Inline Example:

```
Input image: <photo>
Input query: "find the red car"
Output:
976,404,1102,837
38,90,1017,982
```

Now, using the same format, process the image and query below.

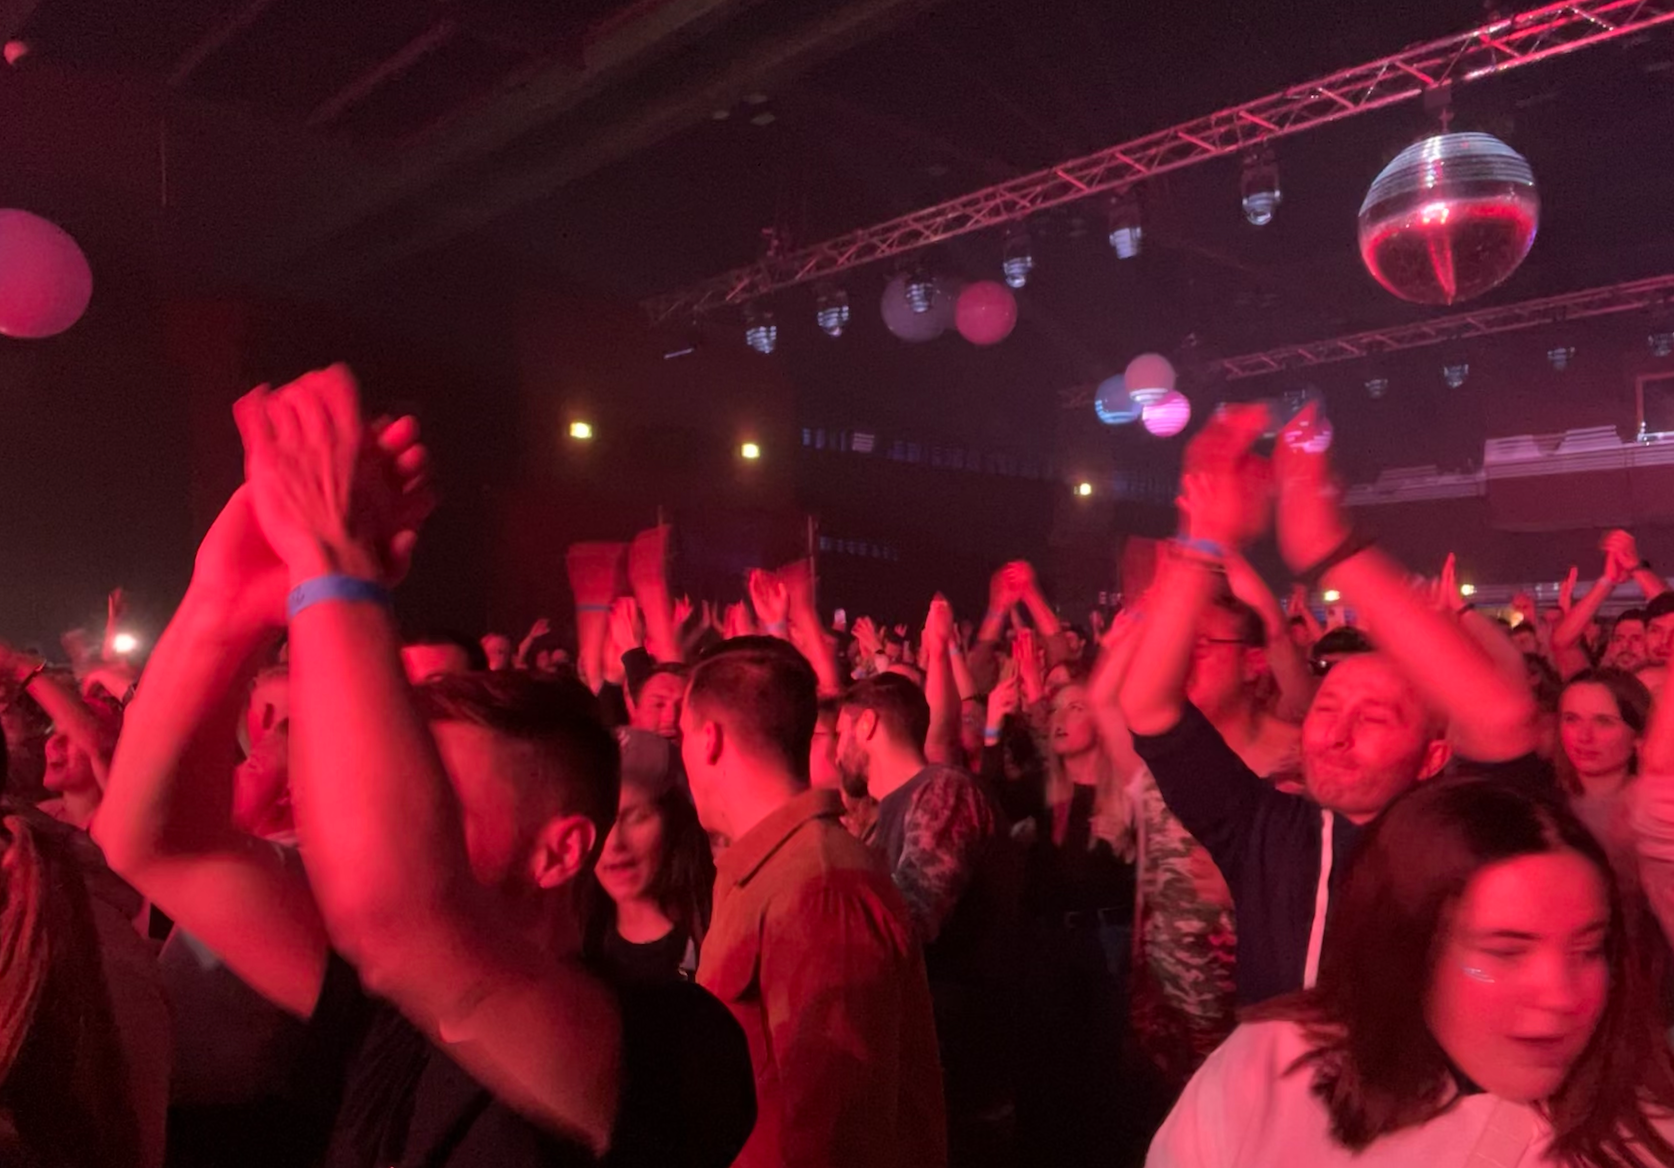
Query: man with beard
835,672,1019,1168
1119,404,1542,1006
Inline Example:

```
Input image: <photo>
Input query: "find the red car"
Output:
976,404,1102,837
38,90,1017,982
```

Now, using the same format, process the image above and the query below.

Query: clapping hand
1559,566,1578,614
747,569,790,631
1601,529,1639,585
608,597,644,658
922,594,954,654
1274,402,1351,573
722,601,755,640
229,365,433,602
853,616,883,659
1179,404,1272,551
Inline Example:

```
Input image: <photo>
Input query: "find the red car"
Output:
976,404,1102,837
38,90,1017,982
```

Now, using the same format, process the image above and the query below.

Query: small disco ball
1357,132,1539,306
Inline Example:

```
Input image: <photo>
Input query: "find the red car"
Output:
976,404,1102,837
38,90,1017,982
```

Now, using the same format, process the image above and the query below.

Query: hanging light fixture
1002,226,1034,289
905,266,936,314
1240,147,1282,227
1651,331,1674,359
1547,345,1575,372
744,303,777,354
1365,376,1390,399
1442,360,1470,389
1108,190,1143,259
815,283,850,338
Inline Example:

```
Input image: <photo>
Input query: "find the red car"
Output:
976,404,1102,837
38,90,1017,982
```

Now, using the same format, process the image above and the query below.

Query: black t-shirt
304,953,755,1168
595,926,691,986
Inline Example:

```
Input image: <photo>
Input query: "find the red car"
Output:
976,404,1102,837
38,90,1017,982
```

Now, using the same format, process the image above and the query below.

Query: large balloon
1094,375,1140,425
0,210,92,338
1142,390,1191,438
1357,132,1539,306
1124,352,1177,406
882,272,947,343
954,280,1017,346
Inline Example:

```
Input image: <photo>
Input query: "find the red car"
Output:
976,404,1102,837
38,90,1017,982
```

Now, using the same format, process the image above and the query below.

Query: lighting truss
1057,273,1674,407
642,0,1674,324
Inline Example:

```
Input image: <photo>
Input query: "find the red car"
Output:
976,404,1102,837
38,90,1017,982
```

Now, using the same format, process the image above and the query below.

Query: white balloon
1124,352,1177,405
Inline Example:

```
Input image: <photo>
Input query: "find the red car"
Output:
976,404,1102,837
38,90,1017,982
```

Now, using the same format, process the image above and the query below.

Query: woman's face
596,787,667,906
1048,684,1097,758
1427,850,1610,1102
1559,683,1638,780
42,731,96,795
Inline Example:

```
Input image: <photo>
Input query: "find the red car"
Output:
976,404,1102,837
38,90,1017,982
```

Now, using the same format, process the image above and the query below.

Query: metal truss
1057,272,1674,407
642,0,1674,324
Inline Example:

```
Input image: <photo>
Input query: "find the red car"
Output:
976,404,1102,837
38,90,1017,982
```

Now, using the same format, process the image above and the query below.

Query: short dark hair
842,673,931,750
629,661,688,703
686,637,817,779
1253,778,1674,1162
414,672,619,858
1211,594,1266,648
404,629,489,672
1312,626,1373,658
1616,608,1648,628
1645,594,1674,623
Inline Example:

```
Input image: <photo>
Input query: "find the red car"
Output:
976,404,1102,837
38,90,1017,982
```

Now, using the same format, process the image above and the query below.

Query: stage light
740,442,761,460
1322,590,1341,603
1076,481,1093,497
112,632,138,655
568,421,593,441
1002,227,1034,289
1547,345,1575,372
1108,191,1143,259
815,284,850,337
1442,361,1469,389
744,304,777,354
1240,148,1281,226
1365,376,1389,399
1460,583,1477,597
905,266,936,314
1651,331,1674,359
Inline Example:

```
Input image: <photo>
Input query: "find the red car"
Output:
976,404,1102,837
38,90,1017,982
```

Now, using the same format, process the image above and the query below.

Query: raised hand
722,601,755,640
747,569,790,631
1601,529,1637,585
922,594,955,653
1274,402,1351,572
672,595,694,628
853,616,883,658
1179,403,1273,550
1014,627,1044,706
1559,566,1578,614
985,671,1021,730
107,587,127,626
1002,561,1038,600
607,597,643,658
988,564,1024,615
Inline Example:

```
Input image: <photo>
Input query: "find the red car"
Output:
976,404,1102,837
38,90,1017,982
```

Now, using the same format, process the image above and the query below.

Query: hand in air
1559,566,1578,614
608,597,644,657
747,569,790,629
852,616,883,658
1274,402,1351,572
1601,529,1638,585
1178,404,1272,551
922,594,955,654
985,671,1020,729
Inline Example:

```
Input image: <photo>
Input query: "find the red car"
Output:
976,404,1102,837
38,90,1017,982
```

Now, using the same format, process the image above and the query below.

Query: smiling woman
1149,778,1674,1167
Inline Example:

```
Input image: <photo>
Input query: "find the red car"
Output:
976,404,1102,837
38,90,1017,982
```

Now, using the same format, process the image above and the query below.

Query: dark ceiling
14,0,1674,480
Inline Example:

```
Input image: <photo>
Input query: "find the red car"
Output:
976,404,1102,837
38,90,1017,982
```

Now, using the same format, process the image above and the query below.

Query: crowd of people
3,367,1674,1166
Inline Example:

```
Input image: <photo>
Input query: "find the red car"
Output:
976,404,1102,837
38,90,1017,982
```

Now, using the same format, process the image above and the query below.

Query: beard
837,749,871,800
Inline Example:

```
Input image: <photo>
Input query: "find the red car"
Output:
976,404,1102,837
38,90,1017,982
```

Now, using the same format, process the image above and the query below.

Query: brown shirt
698,787,947,1168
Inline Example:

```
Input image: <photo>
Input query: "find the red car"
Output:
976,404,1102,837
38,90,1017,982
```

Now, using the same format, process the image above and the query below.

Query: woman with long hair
1150,778,1674,1166
586,728,715,983
1557,669,1652,895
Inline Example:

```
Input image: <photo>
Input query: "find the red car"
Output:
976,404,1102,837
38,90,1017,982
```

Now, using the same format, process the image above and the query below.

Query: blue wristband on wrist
286,574,391,621
983,727,1002,746
1174,536,1227,561
766,620,789,634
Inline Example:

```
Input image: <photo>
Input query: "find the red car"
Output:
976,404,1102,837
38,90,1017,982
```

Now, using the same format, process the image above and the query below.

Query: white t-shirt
1149,1020,1560,1167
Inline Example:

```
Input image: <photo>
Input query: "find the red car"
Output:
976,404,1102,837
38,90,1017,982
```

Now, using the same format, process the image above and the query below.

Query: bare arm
245,370,622,1151
567,543,623,693
921,596,961,766
92,494,329,1018
629,524,682,664
1553,575,1617,679
4,652,115,788
1117,556,1221,736
1085,608,1145,782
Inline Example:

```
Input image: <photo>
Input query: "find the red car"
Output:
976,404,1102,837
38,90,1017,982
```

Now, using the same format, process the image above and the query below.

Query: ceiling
14,0,1674,478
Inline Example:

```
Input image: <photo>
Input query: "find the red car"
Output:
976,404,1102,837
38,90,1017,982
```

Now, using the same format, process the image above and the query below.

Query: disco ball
1142,390,1191,437
1357,132,1539,306
1094,374,1141,425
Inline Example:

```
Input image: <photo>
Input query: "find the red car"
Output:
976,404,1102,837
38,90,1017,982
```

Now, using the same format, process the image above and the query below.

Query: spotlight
1651,331,1674,359
1442,361,1469,389
1365,376,1389,399
1108,191,1143,259
1240,148,1282,226
744,304,777,354
1547,345,1575,372
1460,583,1477,597
568,421,593,441
1322,590,1341,603
1002,227,1034,289
740,442,762,460
815,284,850,338
905,266,936,314
1076,481,1093,497
111,632,138,655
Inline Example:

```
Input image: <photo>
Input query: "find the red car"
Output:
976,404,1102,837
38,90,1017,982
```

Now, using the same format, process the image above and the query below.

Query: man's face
1608,619,1646,669
959,698,984,759
1185,607,1256,718
1647,614,1674,665
42,730,97,795
481,635,513,671
1301,654,1442,822
833,706,874,800
402,643,473,685
245,673,290,754
1509,625,1539,657
631,673,685,740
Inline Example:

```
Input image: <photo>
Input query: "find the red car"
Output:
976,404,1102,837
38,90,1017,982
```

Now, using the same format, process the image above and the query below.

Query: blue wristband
766,620,789,634
577,603,611,614
287,574,391,621
1173,536,1227,561
983,727,1002,746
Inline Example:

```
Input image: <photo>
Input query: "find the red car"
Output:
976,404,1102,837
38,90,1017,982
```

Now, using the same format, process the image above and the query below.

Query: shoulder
906,766,995,821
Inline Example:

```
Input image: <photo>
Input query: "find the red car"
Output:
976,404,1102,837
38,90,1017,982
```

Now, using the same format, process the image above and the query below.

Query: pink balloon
954,281,1018,346
1142,391,1192,438
0,210,92,338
